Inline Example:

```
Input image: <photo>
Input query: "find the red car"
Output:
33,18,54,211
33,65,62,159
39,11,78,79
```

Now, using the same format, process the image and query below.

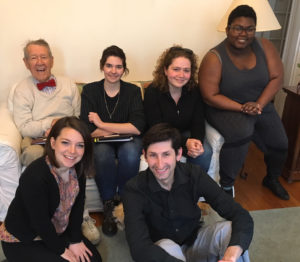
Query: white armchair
205,121,224,182
0,102,22,221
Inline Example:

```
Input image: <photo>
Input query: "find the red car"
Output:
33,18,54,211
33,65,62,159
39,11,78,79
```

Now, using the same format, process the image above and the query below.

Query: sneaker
102,200,118,236
262,176,289,200
221,186,235,198
82,216,101,245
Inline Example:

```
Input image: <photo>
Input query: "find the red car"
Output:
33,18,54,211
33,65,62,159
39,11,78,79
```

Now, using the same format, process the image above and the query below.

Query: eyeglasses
229,25,256,35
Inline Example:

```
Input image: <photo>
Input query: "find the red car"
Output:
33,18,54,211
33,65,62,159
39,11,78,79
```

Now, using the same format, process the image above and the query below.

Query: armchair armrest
0,102,22,221
205,121,224,183
0,103,22,156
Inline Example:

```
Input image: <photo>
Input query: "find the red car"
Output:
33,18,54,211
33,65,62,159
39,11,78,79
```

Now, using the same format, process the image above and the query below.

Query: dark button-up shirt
123,162,253,262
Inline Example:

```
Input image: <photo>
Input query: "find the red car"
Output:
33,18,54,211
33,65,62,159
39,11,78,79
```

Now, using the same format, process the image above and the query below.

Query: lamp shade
217,0,281,32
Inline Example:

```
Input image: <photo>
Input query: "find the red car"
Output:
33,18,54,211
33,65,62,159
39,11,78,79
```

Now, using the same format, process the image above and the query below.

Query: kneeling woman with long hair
0,117,102,262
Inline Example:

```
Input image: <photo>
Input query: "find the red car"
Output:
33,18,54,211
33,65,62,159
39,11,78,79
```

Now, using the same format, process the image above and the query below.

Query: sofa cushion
7,83,18,113
0,145,21,221
76,81,147,98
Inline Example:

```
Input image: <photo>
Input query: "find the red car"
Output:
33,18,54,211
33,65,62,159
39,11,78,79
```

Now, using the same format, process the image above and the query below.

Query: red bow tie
36,79,56,90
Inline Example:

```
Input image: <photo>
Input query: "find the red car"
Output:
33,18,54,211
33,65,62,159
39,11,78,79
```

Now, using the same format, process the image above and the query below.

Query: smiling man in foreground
123,123,253,262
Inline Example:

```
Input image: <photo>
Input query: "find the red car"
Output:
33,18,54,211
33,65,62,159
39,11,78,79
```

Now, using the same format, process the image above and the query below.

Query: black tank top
213,38,269,104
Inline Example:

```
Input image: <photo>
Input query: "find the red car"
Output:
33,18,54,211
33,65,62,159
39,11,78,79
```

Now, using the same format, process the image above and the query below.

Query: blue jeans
94,137,142,201
186,138,212,172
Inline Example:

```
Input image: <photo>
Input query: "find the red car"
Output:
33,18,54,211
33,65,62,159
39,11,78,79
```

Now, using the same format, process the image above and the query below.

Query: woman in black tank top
198,5,289,200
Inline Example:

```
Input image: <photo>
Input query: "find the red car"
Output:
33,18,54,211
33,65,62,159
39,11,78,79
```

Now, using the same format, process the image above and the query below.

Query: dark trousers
206,103,288,187
1,236,102,262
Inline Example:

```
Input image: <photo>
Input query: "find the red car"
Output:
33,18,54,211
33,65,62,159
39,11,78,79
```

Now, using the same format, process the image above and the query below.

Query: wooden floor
90,212,103,228
235,143,300,211
91,143,300,226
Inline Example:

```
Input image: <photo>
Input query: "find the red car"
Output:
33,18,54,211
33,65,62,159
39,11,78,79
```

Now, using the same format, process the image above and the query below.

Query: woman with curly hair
144,46,212,171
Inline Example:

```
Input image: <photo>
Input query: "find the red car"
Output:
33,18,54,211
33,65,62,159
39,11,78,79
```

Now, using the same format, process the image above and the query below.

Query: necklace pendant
103,88,120,120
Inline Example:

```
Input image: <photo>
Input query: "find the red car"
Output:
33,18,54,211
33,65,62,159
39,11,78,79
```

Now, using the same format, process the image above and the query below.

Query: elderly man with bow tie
11,39,102,246
13,39,80,166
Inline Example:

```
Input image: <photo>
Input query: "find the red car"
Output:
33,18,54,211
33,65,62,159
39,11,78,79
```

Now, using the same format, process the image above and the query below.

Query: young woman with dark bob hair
144,46,212,172
0,116,102,262
80,45,145,237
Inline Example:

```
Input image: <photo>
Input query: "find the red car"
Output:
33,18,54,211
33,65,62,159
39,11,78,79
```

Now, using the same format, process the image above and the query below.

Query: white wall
282,1,300,86
274,0,300,115
0,0,233,103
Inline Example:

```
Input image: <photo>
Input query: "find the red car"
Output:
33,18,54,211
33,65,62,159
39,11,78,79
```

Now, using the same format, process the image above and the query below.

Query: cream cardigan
13,75,80,138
